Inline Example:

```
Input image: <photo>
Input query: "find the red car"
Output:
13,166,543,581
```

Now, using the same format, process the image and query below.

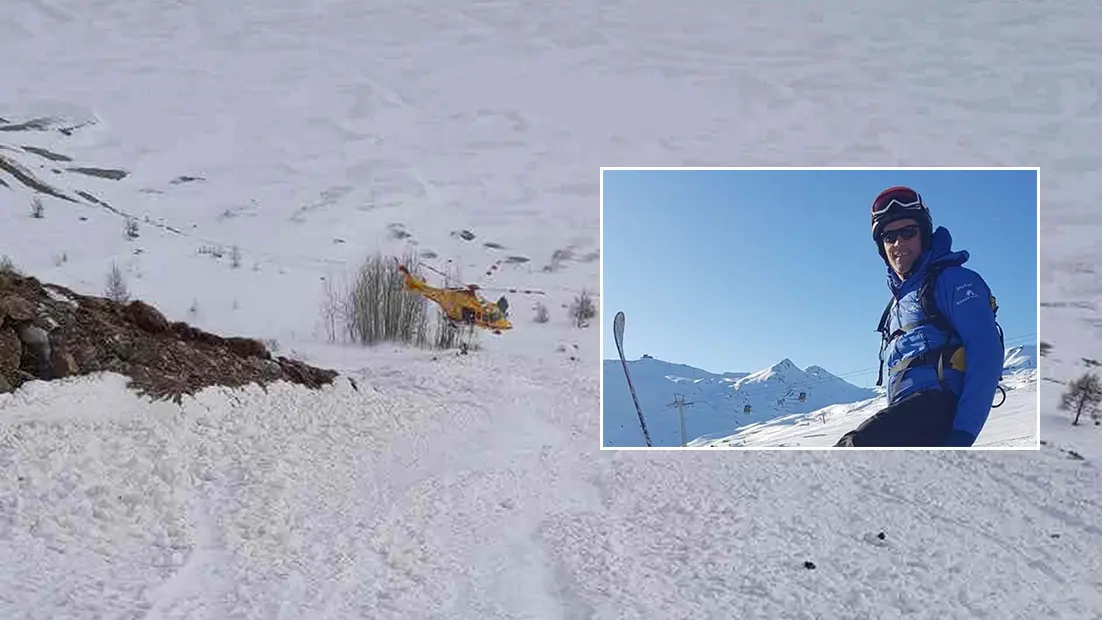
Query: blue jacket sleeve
936,267,1004,444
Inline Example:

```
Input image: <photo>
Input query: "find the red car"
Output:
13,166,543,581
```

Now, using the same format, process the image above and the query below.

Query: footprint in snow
862,531,889,548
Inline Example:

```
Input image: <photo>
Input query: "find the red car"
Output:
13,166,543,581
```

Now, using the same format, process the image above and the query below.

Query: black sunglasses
880,225,920,245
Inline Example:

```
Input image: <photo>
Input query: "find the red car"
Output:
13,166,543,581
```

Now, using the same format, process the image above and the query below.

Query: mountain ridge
602,354,877,447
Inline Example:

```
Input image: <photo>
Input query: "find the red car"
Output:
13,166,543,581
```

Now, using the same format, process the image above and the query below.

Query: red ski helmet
870,186,932,264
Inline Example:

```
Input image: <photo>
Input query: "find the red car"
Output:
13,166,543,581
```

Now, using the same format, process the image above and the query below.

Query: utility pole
667,393,696,447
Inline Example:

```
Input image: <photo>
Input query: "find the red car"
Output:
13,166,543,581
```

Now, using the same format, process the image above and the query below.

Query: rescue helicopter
396,262,513,333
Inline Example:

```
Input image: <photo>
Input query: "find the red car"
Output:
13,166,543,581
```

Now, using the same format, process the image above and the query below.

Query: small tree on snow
534,301,550,323
569,289,596,327
105,263,130,303
1060,372,1102,425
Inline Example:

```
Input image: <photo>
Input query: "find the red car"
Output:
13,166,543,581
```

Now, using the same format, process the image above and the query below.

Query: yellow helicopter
396,262,513,333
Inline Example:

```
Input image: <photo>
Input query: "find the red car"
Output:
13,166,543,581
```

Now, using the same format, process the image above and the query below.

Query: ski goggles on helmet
871,186,927,217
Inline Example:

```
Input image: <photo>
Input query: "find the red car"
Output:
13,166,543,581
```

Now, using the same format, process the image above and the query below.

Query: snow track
1,355,1099,618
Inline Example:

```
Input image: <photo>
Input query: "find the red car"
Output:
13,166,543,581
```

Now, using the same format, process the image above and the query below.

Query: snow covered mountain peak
804,365,836,379
1004,345,1037,372
604,354,878,447
737,357,801,386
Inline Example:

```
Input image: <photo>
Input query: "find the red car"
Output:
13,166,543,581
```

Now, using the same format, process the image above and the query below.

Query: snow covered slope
1,0,1101,617
694,369,1039,448
1005,344,1038,372
602,356,876,447
605,350,1040,448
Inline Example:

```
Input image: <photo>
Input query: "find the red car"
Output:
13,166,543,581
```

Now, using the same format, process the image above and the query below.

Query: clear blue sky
602,168,1039,388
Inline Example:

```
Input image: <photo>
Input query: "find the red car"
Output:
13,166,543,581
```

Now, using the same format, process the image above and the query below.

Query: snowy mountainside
602,355,877,447
0,92,597,359
606,349,1044,448
1,0,1100,617
1004,344,1038,372
694,368,1039,448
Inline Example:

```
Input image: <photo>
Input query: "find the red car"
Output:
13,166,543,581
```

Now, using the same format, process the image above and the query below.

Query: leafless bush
30,196,44,219
534,301,550,323
104,263,130,303
0,256,21,276
323,250,431,347
569,289,596,327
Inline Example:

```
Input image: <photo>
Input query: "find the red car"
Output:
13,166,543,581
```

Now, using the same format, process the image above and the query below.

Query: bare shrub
105,263,130,303
30,196,44,219
0,256,21,276
569,289,596,327
534,301,550,323
323,251,431,347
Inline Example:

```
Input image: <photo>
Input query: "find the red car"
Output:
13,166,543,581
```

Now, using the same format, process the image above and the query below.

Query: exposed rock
17,323,49,350
0,327,21,376
17,323,51,377
50,346,79,378
226,337,269,359
0,270,339,400
0,294,35,322
126,300,169,334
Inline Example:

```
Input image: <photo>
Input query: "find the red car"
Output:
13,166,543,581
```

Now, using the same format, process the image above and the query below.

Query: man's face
880,218,922,277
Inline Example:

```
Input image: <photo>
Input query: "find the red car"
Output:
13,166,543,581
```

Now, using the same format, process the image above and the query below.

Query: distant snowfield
2,0,1102,617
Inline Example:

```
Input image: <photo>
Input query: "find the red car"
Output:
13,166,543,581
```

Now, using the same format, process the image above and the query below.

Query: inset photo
600,167,1039,449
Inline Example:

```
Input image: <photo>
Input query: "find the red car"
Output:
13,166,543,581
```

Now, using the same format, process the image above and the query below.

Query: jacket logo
956,289,979,305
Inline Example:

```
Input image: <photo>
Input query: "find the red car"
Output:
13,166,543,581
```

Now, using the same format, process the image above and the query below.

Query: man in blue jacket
835,186,1004,448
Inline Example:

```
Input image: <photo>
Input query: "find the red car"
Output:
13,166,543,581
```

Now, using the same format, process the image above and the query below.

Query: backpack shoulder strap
874,295,897,387
876,295,895,340
918,262,955,336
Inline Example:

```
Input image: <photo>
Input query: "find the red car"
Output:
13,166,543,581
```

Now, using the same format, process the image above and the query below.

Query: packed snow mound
1004,345,1038,372
603,355,877,447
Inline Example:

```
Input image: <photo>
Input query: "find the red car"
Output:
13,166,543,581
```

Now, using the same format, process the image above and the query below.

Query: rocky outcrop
0,270,338,402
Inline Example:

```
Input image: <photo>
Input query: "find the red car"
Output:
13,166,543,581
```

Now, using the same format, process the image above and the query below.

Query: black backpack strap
917,263,954,336
877,262,957,390
914,263,966,388
874,296,896,387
